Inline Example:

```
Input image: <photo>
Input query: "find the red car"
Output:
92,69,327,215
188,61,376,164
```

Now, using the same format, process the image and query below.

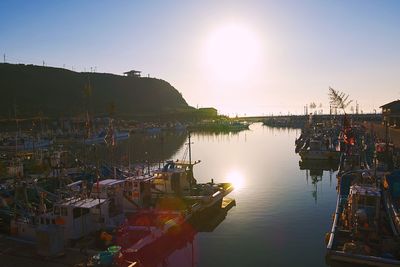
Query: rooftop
59,197,106,208
380,100,400,109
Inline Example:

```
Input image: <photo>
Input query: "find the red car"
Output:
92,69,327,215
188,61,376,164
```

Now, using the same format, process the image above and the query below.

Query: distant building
124,70,141,78
380,100,400,127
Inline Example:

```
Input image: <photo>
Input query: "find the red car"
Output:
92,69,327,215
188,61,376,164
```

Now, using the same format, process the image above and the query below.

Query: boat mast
188,131,192,165
187,131,195,192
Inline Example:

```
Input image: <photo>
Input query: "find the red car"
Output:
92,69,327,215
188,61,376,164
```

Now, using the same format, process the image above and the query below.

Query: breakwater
241,114,381,128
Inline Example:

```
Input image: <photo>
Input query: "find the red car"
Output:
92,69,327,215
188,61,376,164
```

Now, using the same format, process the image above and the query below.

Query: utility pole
356,101,359,115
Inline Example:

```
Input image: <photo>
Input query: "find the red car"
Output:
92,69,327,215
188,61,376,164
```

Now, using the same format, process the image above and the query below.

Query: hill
0,63,191,119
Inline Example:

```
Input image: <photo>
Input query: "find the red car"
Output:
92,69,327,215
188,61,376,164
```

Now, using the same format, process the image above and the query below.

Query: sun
202,22,261,83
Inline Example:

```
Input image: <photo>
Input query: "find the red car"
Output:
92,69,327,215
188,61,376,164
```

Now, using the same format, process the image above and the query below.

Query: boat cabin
90,179,124,217
152,161,198,196
122,175,153,211
52,197,107,240
12,197,108,242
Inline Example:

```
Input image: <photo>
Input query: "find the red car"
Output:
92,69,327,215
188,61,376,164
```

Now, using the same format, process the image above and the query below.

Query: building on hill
123,70,141,78
380,100,400,127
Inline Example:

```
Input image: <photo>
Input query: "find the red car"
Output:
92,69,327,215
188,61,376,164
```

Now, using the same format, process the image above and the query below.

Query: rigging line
181,145,188,162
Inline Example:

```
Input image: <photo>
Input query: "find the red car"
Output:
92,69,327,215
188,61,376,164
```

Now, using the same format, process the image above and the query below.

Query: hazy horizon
2,0,400,116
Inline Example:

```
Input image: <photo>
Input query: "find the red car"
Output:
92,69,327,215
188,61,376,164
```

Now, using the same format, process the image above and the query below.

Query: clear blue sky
1,0,400,115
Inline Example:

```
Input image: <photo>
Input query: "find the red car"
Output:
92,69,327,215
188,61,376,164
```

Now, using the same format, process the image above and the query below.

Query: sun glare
202,22,261,83
226,170,245,190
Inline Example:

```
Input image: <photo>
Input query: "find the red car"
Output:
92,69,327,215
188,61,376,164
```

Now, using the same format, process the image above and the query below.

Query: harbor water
125,123,339,267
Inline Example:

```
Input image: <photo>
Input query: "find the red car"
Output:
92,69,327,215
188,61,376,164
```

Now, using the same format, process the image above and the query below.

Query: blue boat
83,130,129,145
0,137,53,151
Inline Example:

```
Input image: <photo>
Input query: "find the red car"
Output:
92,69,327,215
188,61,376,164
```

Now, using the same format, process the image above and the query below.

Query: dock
222,197,236,211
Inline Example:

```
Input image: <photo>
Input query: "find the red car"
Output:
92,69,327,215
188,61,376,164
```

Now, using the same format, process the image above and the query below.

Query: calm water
142,123,339,267
73,123,338,266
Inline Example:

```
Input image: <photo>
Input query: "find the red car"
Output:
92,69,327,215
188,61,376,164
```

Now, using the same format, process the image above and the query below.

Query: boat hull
300,150,340,161
327,250,400,267
83,132,129,144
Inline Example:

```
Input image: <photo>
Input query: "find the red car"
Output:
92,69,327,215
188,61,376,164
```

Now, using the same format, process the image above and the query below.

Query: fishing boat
382,171,400,236
326,170,400,266
10,179,125,243
299,137,340,161
152,160,234,217
295,133,307,153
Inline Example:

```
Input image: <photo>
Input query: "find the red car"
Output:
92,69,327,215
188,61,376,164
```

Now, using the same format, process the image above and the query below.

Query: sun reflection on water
226,170,245,190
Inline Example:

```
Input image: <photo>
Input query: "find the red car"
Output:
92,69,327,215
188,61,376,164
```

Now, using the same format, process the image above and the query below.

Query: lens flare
226,170,245,190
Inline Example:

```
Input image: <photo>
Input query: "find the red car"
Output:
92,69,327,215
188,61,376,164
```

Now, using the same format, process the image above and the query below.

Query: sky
1,0,400,116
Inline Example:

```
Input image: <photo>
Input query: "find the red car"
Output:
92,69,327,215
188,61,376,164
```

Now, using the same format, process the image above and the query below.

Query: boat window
91,207,101,215
73,208,90,219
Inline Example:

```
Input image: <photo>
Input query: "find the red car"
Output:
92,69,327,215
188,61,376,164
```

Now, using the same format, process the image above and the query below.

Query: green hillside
0,63,191,119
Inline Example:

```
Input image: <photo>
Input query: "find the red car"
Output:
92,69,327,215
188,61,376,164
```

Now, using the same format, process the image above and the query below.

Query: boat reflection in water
117,199,236,267
299,159,339,203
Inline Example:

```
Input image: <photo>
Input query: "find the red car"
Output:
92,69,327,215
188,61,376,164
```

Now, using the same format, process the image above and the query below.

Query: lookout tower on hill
124,70,141,78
